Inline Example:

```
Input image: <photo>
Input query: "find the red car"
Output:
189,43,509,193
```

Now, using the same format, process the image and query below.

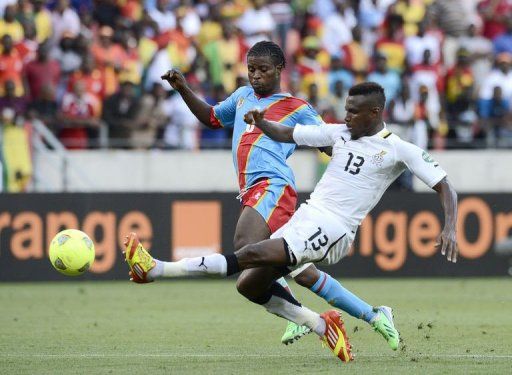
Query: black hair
247,41,286,68
348,82,386,108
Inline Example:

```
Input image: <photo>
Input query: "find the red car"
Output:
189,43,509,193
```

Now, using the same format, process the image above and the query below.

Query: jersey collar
376,123,391,139
253,91,291,100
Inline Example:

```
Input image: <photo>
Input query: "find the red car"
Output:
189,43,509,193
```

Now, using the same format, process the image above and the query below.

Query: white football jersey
293,123,447,231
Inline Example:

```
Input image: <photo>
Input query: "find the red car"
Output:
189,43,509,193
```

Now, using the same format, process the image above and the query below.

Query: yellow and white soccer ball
49,229,95,276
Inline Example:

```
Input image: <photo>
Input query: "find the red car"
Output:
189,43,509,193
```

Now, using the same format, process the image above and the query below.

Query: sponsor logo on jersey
371,150,387,167
237,97,245,108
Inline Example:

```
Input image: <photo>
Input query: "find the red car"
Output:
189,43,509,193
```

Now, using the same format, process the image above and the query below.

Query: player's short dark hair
247,41,286,68
348,82,386,108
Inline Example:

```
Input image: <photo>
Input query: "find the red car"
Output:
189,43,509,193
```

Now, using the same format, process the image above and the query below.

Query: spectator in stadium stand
119,0,143,28
201,83,230,149
27,83,58,129
131,24,158,71
367,52,401,107
358,0,393,30
67,53,105,102
0,4,23,43
410,49,443,115
325,80,348,123
478,0,512,40
480,86,511,147
24,41,60,102
412,84,439,150
102,79,140,149
153,7,195,74
130,82,168,149
479,53,512,111
49,32,81,75
457,23,494,91
341,26,370,83
50,0,80,46
388,80,415,140
148,0,176,34
161,83,201,150
32,0,53,44
328,56,354,95
267,0,293,54
0,34,24,97
295,36,330,99
305,82,330,116
427,0,471,68
321,0,357,58
203,20,241,94
57,80,101,149
176,2,201,39
394,0,426,37
117,29,143,86
90,25,126,97
445,49,475,124
236,0,275,47
16,21,39,65
375,13,406,73
0,79,27,116
196,3,222,48
78,8,97,42
91,0,119,28
405,21,441,67
493,17,512,55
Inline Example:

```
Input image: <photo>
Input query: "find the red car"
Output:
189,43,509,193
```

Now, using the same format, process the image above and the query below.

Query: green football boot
371,306,400,350
281,321,312,345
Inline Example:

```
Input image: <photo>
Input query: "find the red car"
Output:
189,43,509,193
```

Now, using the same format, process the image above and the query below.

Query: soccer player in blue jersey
138,41,396,349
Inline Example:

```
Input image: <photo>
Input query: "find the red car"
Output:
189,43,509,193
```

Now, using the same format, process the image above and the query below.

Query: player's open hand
244,109,267,126
435,228,458,263
161,69,186,91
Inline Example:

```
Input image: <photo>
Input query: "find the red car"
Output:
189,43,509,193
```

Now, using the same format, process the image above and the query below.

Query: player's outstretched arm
161,69,214,128
433,177,458,263
244,109,295,143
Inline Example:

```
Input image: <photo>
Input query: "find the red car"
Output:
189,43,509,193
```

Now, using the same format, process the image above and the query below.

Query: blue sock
311,271,376,323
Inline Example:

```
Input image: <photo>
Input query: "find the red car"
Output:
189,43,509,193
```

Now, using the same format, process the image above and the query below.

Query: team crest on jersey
237,97,245,108
422,151,434,163
371,150,387,167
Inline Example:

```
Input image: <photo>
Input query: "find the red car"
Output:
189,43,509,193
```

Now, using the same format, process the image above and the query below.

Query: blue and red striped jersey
211,86,323,191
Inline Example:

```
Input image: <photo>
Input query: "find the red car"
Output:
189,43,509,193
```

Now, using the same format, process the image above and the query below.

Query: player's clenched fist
244,109,267,126
161,69,187,91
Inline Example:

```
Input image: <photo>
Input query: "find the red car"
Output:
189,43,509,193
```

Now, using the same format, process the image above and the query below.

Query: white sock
148,254,227,279
263,295,326,337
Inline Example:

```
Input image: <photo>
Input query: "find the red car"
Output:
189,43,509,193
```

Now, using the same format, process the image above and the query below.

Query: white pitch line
1,353,511,359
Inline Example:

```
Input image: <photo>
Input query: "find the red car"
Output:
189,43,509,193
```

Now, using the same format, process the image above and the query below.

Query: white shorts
270,203,354,273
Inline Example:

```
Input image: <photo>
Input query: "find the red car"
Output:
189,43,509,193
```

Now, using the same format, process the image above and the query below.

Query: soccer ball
49,229,95,276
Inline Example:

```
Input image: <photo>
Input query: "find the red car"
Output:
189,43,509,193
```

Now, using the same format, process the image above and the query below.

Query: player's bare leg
124,232,353,362
293,264,399,350
233,206,312,343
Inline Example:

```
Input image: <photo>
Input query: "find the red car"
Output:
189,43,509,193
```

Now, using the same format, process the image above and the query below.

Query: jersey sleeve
394,138,447,188
296,103,324,126
212,87,246,128
293,123,344,147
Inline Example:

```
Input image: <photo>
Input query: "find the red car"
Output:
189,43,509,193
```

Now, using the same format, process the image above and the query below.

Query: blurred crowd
0,0,512,151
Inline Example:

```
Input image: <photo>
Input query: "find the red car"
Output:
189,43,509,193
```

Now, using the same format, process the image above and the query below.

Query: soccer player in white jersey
122,82,458,364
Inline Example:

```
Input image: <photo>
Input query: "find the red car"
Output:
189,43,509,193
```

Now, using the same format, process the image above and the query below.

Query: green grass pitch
1,278,511,374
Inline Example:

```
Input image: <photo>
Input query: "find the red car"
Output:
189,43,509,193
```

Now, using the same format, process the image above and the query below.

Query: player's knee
293,266,321,289
233,234,250,251
235,273,256,299
237,243,266,265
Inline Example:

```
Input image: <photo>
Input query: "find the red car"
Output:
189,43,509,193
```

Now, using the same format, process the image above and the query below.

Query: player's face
344,96,379,140
247,55,282,96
